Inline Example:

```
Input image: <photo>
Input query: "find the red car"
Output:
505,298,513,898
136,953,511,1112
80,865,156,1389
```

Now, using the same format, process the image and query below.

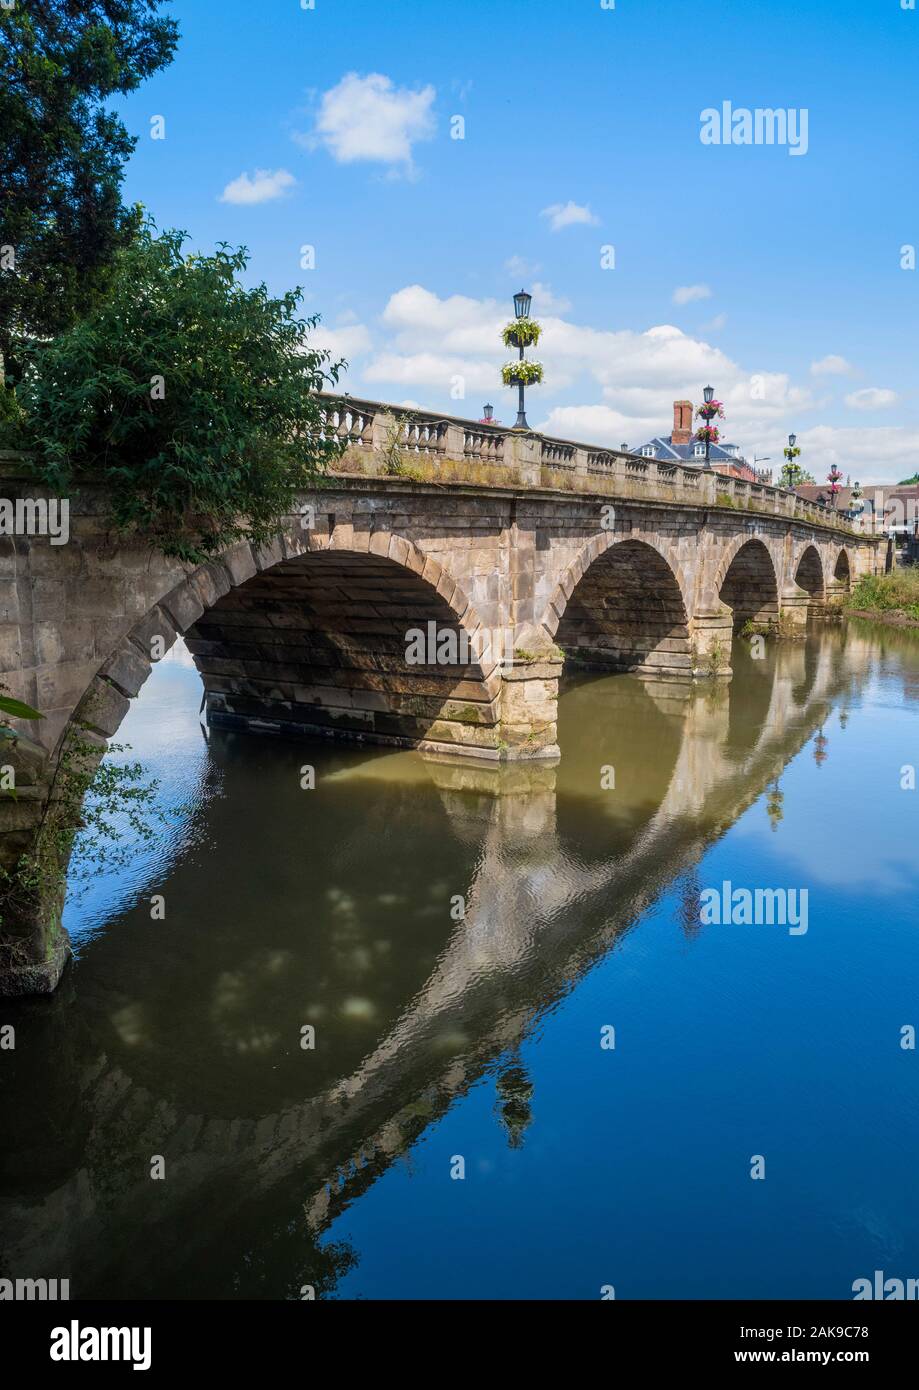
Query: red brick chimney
671,400,693,446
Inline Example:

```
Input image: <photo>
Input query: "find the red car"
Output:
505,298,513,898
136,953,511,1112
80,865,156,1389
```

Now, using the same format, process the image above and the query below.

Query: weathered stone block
128,605,178,661
220,542,258,587
160,580,205,634
73,677,131,737
99,643,152,698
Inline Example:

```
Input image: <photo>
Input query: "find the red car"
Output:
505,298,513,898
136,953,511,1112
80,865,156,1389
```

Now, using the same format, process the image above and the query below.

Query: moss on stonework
449,705,483,725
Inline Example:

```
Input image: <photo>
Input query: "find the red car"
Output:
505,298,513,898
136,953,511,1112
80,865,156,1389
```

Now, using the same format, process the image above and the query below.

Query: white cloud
364,351,497,394
845,387,898,411
810,354,855,376
351,286,817,446
530,282,571,314
701,313,728,332
308,72,436,170
540,201,599,232
312,324,373,363
324,284,908,480
781,426,919,487
504,254,541,278
672,284,712,305
538,404,657,446
219,168,296,205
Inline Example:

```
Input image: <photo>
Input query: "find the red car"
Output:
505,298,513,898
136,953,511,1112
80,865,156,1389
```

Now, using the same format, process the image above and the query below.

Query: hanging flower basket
502,318,542,350
696,400,725,422
501,360,544,387
695,423,720,444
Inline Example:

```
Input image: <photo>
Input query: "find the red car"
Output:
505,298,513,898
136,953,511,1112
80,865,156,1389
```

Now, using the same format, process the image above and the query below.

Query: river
2,620,918,1299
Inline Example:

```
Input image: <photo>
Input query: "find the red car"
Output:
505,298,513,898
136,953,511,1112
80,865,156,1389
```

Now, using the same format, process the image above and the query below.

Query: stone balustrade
318,394,857,534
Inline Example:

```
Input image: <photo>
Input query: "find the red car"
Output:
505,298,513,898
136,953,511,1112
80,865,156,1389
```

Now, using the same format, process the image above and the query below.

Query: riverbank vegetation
846,570,919,623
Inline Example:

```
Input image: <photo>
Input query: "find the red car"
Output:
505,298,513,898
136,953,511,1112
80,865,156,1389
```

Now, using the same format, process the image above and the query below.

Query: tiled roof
634,434,741,463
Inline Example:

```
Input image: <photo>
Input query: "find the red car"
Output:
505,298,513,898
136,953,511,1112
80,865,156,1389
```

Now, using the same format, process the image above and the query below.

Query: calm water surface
2,621,918,1299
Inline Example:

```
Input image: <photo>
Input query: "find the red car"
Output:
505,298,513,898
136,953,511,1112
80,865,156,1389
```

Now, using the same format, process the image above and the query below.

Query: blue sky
118,0,918,483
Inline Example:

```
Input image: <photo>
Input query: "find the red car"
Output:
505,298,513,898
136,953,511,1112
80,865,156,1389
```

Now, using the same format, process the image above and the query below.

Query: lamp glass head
703,385,714,404
513,289,532,320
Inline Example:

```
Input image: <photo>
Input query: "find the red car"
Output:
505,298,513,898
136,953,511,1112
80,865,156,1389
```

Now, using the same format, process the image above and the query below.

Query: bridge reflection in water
0,623,909,1298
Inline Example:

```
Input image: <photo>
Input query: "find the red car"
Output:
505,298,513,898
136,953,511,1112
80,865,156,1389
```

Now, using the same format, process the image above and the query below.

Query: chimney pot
671,399,693,447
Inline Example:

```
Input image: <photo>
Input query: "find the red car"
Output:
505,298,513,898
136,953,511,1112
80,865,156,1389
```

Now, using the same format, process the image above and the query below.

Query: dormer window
693,443,707,458
641,445,656,457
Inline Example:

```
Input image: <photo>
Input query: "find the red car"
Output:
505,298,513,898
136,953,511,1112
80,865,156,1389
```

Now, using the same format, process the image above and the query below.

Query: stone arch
71,528,499,763
831,548,852,591
716,538,780,632
794,544,825,601
1,525,498,995
545,536,691,679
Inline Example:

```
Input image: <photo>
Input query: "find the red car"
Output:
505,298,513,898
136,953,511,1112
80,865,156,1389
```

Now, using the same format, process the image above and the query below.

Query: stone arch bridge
0,397,879,993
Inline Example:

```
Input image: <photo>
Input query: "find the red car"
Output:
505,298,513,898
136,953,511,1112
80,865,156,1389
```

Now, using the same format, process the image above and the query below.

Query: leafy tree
14,226,344,560
0,0,178,380
898,473,919,485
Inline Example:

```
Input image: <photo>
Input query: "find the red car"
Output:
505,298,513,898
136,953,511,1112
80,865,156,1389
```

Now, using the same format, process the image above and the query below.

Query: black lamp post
703,384,715,468
513,288,532,429
482,404,494,422
783,432,799,488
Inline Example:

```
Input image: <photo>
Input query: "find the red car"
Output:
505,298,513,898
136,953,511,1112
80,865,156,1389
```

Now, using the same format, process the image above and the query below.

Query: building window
641,445,655,457
693,443,706,458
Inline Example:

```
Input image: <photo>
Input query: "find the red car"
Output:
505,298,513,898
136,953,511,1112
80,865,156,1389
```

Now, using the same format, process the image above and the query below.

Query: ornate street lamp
704,384,714,466
695,384,722,469
827,463,843,510
482,404,494,422
501,290,543,431
850,479,865,523
782,432,802,489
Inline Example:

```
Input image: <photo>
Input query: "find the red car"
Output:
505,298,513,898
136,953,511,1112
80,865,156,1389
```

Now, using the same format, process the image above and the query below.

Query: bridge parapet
318,394,856,534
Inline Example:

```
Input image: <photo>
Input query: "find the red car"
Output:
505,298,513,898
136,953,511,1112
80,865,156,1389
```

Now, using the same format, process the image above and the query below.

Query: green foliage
12,226,344,561
704,638,727,677
848,570,919,621
898,473,919,485
779,460,816,487
0,378,26,445
0,695,43,724
0,0,178,375
0,730,163,951
378,410,427,479
501,318,542,350
70,741,164,882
